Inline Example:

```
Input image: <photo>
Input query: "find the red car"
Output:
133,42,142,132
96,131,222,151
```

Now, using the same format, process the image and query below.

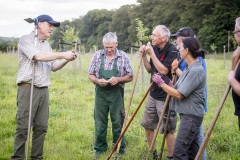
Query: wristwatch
173,66,179,72
161,83,164,88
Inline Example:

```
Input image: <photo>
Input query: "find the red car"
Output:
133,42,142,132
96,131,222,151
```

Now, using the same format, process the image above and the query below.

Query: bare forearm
162,83,185,100
142,56,152,73
229,79,240,97
232,47,240,70
117,75,133,83
52,59,69,72
176,68,182,77
34,52,65,61
88,74,99,84
150,54,169,75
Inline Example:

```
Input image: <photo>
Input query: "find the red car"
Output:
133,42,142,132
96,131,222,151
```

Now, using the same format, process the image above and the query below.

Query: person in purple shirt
171,28,208,160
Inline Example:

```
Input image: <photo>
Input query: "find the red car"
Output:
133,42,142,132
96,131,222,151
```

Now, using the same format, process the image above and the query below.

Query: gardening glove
161,74,173,86
171,59,178,74
152,74,165,88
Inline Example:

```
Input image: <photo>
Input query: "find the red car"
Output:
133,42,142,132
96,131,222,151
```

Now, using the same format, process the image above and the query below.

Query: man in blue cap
11,15,77,160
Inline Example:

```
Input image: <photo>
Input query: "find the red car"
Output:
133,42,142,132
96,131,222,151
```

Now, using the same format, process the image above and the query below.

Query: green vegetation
0,53,239,159
47,0,240,53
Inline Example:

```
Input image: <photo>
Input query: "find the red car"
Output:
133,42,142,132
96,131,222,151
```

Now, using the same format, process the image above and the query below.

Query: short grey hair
236,17,240,30
102,32,118,44
155,25,171,42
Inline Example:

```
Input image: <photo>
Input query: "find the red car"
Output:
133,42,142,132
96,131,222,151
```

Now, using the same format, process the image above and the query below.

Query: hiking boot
166,156,174,159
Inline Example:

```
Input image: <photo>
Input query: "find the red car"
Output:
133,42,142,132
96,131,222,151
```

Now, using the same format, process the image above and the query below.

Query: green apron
94,53,126,155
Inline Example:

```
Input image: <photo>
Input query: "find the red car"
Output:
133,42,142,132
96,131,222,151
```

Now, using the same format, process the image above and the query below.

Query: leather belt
18,83,48,89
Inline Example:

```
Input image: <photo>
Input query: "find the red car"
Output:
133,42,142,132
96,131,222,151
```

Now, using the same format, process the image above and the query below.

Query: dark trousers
11,86,49,160
173,114,203,160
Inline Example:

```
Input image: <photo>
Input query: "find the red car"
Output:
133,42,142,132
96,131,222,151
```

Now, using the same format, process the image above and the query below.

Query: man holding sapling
11,14,77,160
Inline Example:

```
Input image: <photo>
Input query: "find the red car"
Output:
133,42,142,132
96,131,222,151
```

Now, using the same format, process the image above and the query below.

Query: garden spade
24,17,38,160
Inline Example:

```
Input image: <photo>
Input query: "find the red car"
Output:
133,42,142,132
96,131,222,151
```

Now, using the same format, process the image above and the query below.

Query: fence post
13,47,15,54
74,39,77,71
215,50,217,62
228,31,230,54
59,39,61,52
7,47,8,54
78,39,82,71
131,47,133,60
140,32,144,91
224,45,225,69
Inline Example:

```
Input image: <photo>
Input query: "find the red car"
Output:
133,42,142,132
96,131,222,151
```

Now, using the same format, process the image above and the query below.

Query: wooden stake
140,32,144,91
224,45,226,69
78,39,81,71
59,39,61,52
116,51,144,154
107,83,154,160
146,75,177,160
74,39,77,71
159,74,178,160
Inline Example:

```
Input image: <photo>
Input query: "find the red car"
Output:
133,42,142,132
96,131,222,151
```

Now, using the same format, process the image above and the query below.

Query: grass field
0,52,239,160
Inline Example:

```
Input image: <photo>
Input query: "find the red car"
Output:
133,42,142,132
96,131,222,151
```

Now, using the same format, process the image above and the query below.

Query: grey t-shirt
172,61,206,117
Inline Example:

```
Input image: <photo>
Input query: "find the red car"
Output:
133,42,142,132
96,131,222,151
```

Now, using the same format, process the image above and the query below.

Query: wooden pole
146,75,177,160
131,47,133,61
78,39,82,71
224,45,226,69
159,74,177,160
195,59,240,160
116,51,144,155
107,83,154,160
74,39,77,71
7,47,8,54
228,31,230,54
59,39,61,52
215,50,217,62
140,32,144,91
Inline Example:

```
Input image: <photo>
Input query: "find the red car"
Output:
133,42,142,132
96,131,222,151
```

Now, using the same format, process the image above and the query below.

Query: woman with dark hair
152,37,207,160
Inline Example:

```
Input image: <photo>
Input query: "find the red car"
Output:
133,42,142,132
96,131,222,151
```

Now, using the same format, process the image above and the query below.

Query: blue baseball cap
37,15,60,27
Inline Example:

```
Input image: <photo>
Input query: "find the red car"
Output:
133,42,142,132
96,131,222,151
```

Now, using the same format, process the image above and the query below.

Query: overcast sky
0,0,138,38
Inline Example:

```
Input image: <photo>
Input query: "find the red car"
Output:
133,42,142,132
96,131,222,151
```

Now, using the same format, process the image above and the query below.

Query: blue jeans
198,123,207,160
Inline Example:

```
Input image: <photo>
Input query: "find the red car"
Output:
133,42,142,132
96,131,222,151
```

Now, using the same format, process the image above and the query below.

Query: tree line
49,0,240,53
1,0,239,53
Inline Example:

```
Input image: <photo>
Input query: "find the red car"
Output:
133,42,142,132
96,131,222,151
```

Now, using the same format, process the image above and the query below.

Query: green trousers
11,86,49,160
94,85,126,155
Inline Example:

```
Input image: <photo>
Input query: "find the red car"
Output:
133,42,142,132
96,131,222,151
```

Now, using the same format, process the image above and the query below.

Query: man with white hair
228,17,240,131
139,25,178,160
88,32,133,158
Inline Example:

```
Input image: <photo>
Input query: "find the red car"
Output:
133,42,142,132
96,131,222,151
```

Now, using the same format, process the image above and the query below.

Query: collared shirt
87,49,133,88
16,32,56,87
172,61,206,117
149,41,178,101
179,57,208,112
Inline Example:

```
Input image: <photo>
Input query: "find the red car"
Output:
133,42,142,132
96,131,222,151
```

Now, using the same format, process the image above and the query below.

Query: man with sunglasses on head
171,28,208,160
228,17,240,131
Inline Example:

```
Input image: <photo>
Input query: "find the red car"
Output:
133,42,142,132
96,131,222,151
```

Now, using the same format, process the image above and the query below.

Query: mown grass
0,52,239,160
